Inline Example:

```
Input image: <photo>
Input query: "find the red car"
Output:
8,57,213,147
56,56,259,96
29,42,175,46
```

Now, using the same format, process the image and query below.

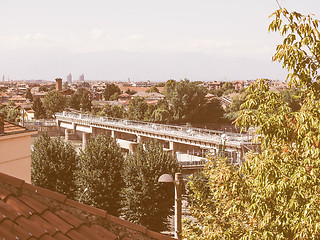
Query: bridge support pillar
65,129,72,141
169,141,179,157
137,135,148,143
82,132,91,150
129,142,138,153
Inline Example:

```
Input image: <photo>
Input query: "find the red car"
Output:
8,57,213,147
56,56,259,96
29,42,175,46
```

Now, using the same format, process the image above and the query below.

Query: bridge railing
56,111,254,143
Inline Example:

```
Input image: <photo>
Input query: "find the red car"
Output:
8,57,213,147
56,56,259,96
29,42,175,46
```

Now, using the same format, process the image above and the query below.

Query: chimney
0,113,4,134
55,78,62,91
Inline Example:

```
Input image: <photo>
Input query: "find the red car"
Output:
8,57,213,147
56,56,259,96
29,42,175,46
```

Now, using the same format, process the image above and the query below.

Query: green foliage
103,83,121,100
124,88,137,95
280,88,302,112
121,140,180,232
31,133,78,199
110,105,127,118
25,88,33,102
194,98,225,123
43,90,66,117
147,85,160,93
78,134,124,216
39,85,48,92
165,79,207,122
127,97,148,120
32,96,46,119
184,9,320,239
7,100,16,107
80,92,92,112
68,89,92,112
6,108,20,122
224,93,247,122
183,157,250,240
150,99,173,123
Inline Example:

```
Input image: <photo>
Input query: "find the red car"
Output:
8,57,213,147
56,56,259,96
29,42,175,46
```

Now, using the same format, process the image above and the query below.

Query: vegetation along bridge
56,111,257,171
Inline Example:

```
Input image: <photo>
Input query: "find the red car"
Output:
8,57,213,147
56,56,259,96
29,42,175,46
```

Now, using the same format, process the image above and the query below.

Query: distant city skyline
0,0,319,81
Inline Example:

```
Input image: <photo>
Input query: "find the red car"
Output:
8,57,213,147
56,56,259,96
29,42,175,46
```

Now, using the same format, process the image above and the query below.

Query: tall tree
32,96,46,119
164,79,207,122
121,140,180,232
184,8,320,239
43,90,66,117
80,92,92,112
127,97,148,120
25,88,33,102
103,83,121,100
78,134,124,216
31,133,78,199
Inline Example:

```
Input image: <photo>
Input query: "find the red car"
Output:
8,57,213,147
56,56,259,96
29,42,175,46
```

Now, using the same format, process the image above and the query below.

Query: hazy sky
0,0,319,81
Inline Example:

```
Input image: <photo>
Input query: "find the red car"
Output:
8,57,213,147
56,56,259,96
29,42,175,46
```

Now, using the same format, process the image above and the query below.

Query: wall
0,133,32,183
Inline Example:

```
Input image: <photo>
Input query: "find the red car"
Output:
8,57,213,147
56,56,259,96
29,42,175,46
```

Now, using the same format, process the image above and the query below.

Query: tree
68,93,81,110
43,90,66,117
183,156,249,240
224,92,247,122
103,83,121,100
194,98,225,123
31,133,78,199
150,99,173,123
80,92,92,112
78,134,124,216
127,97,148,120
32,96,46,119
25,88,33,102
110,105,127,118
6,108,20,122
39,85,48,92
164,79,207,122
121,140,180,232
147,85,160,93
184,8,320,239
125,88,137,95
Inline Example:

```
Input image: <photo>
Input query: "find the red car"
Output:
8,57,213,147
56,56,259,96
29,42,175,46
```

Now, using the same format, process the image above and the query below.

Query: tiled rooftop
0,173,174,240
1,121,35,135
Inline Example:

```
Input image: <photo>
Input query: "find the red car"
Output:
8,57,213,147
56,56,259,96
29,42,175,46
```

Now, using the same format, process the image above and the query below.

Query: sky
0,0,319,82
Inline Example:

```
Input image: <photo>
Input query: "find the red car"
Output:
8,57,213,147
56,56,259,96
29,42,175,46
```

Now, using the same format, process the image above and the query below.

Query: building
0,172,174,240
55,78,62,91
0,114,36,183
79,74,85,82
67,73,72,85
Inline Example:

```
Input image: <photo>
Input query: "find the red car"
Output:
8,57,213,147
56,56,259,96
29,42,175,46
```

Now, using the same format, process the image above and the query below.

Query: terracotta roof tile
55,210,85,228
0,200,20,221
6,195,35,217
0,187,12,200
17,194,48,213
52,232,72,240
0,225,19,239
15,216,48,238
28,214,60,235
41,210,73,234
91,224,118,240
0,219,31,239
23,183,68,203
66,229,92,240
77,224,107,240
65,198,107,218
0,173,174,240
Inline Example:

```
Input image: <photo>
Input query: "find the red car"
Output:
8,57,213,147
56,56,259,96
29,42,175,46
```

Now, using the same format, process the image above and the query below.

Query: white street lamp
158,173,183,240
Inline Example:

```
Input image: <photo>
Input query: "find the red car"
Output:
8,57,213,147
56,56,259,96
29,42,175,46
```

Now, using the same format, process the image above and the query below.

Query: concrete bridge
56,111,257,168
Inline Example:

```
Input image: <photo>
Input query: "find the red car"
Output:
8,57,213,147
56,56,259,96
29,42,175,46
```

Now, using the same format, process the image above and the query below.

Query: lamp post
158,173,183,240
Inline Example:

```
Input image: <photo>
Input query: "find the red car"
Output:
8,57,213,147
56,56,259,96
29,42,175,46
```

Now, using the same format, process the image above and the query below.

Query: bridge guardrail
56,111,254,143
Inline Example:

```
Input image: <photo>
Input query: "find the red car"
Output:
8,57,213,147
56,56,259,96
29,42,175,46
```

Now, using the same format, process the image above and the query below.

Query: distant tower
128,78,130,83
79,74,84,82
55,78,62,91
2,75,4,81
67,73,72,85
